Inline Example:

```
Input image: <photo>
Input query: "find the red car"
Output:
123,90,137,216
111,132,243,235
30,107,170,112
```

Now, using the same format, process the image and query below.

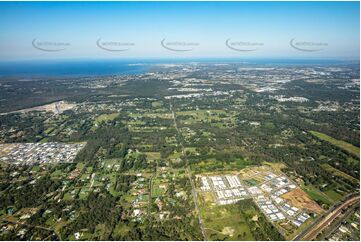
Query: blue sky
0,1,359,60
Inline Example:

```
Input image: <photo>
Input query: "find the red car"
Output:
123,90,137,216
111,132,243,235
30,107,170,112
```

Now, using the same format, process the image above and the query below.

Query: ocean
0,60,152,78
0,58,356,78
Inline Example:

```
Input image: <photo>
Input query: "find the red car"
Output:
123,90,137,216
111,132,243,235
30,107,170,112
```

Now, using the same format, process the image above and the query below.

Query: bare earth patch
281,188,324,214
251,214,258,222
3,101,76,114
203,192,215,203
221,226,234,237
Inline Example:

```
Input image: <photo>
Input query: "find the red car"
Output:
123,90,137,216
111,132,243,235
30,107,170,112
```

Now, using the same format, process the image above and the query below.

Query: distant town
0,143,85,165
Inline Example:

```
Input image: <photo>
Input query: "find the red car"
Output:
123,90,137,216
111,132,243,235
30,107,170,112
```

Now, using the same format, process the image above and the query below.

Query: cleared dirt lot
3,101,76,115
281,188,324,214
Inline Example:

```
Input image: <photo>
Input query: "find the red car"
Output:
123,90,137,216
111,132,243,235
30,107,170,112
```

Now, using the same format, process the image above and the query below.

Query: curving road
294,195,360,241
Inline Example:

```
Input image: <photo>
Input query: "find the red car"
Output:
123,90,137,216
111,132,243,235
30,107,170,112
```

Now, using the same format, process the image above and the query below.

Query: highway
294,195,360,241
318,203,359,240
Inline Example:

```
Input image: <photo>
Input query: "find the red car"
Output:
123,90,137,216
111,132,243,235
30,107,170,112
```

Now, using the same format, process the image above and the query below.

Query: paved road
148,159,159,220
294,195,360,241
318,202,359,240
170,103,208,241
148,174,153,220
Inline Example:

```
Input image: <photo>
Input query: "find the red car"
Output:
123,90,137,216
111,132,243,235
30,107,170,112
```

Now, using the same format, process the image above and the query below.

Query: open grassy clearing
126,120,146,126
310,131,360,158
323,189,344,201
145,152,161,161
299,183,333,206
128,126,168,132
321,163,359,184
262,162,286,173
176,110,227,123
200,203,254,241
50,169,66,179
128,110,172,119
95,113,119,124
167,151,182,159
184,147,198,155
191,159,255,174
177,109,226,117
151,101,163,108
176,110,237,128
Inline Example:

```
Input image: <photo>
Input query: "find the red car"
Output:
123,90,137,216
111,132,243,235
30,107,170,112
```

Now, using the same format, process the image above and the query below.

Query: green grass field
128,111,172,120
191,159,255,174
95,113,119,125
151,101,163,108
324,189,344,201
321,163,359,184
200,204,254,241
310,131,360,158
300,184,333,206
50,169,66,179
63,192,74,201
145,152,161,161
31,165,41,172
79,187,91,199
152,186,166,197
177,109,227,124
76,162,85,169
